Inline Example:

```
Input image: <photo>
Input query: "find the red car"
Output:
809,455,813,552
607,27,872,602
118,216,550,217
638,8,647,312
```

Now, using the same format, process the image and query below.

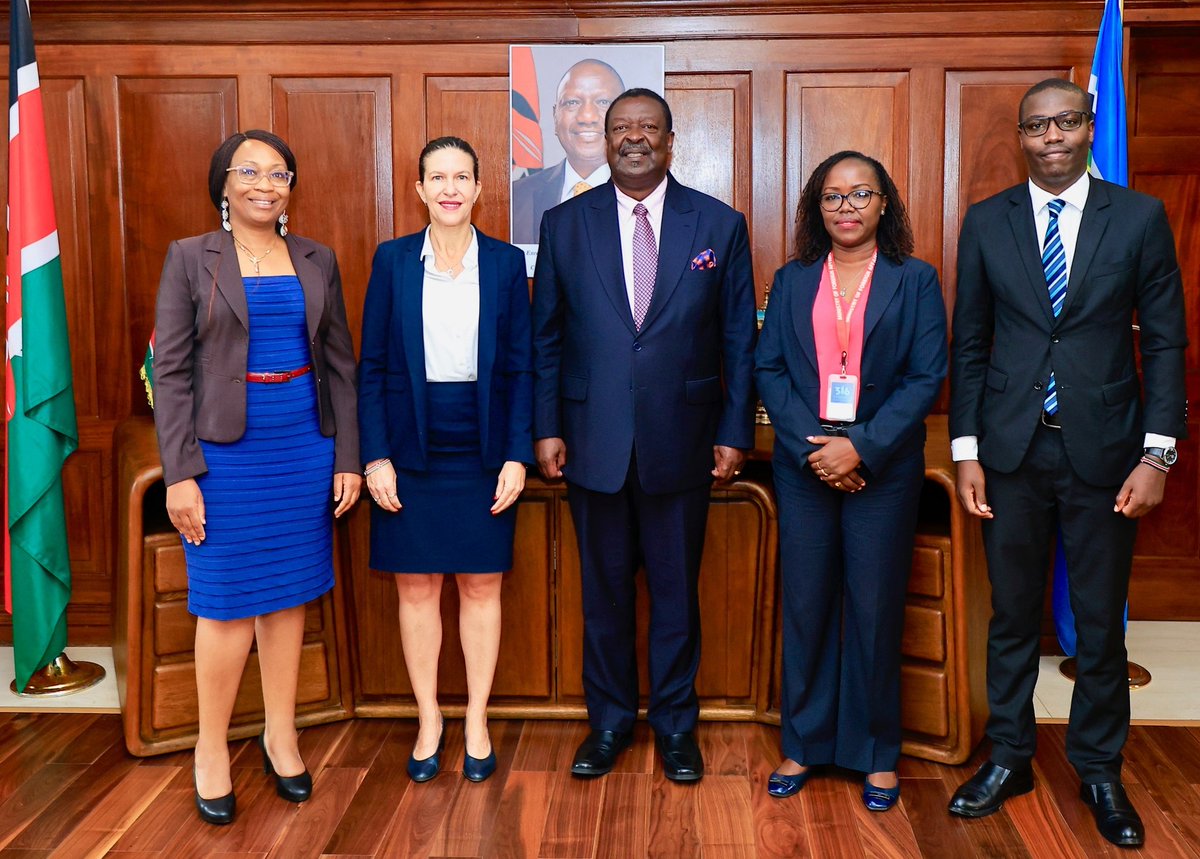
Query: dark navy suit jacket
357,228,533,471
532,175,757,495
755,254,947,474
511,160,566,245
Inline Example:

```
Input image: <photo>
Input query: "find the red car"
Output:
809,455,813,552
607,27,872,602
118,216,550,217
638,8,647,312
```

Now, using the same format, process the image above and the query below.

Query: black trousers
566,462,711,736
774,449,923,773
981,422,1138,783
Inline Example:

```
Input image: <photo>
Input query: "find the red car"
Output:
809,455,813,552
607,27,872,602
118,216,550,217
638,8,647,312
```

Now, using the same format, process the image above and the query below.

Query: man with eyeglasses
947,78,1187,848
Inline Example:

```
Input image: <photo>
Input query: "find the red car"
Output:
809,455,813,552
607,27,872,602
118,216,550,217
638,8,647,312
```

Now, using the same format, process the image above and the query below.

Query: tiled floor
0,645,120,712
3,622,1198,722
1034,621,1200,723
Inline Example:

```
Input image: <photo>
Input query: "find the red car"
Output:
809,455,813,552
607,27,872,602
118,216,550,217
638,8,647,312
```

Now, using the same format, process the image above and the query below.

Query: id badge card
825,374,858,422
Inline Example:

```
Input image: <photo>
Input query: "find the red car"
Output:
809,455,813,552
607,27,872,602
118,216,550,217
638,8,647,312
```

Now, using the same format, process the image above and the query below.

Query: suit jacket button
1034,382,1043,390
1051,335,1060,343
633,342,643,352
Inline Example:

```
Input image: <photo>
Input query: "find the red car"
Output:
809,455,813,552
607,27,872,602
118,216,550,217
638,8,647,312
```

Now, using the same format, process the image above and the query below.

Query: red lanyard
826,249,877,374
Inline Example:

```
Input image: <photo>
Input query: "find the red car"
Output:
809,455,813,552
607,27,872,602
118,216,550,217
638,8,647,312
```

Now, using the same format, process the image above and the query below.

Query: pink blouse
812,253,875,421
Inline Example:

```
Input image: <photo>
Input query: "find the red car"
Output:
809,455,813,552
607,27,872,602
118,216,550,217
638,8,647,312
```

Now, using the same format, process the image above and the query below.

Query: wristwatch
1143,446,1178,467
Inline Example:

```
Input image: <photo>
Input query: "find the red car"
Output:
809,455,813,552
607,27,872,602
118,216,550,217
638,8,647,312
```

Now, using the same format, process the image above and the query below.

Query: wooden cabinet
113,419,352,756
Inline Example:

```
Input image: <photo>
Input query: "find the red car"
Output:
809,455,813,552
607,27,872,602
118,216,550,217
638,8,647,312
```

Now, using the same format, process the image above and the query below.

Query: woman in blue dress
358,137,533,784
153,130,361,825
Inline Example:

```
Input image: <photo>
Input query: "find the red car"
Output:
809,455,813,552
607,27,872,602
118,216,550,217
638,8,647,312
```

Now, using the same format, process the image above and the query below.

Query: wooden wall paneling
272,76,394,352
941,68,1071,325
663,74,752,217
423,75,511,243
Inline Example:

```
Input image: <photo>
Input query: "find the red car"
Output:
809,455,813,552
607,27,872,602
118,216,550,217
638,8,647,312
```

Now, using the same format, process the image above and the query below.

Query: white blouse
420,227,481,382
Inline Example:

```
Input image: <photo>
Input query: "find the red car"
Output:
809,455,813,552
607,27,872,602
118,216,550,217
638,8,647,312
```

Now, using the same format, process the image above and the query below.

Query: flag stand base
1058,658,1152,690
10,653,106,697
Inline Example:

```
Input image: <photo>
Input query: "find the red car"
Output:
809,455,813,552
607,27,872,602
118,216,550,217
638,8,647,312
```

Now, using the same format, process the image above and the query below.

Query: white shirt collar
563,160,611,191
419,226,479,273
614,174,669,217
1028,171,1090,214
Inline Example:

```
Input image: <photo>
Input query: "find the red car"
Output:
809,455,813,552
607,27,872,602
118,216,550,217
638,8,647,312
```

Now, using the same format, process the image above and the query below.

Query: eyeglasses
1017,110,1092,137
226,165,295,187
819,189,885,212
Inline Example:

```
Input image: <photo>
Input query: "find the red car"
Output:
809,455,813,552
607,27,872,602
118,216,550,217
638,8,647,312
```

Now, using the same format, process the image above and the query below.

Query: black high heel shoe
259,732,313,803
194,770,235,825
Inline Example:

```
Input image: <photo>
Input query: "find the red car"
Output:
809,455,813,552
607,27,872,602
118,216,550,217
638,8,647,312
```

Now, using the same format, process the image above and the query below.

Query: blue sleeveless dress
183,275,335,620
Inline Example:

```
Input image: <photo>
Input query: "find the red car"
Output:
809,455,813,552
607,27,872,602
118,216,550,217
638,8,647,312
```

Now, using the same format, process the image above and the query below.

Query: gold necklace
231,234,275,275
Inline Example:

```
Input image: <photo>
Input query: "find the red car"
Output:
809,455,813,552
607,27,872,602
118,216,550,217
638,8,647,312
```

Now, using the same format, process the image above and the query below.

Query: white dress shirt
615,176,669,316
420,227,480,382
951,172,1174,461
561,161,611,203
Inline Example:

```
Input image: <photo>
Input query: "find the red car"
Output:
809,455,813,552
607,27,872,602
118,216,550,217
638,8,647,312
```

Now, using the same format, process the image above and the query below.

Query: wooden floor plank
434,719,524,858
646,774,700,859
1003,781,1088,859
900,771,979,859
798,771,865,859
538,771,605,858
843,778,921,859
0,715,98,806
45,765,176,859
594,772,651,858
376,767,462,859
743,723,812,859
697,722,749,778
0,764,88,852
320,722,412,856
263,768,365,859
697,775,755,847
481,770,554,859
511,721,589,774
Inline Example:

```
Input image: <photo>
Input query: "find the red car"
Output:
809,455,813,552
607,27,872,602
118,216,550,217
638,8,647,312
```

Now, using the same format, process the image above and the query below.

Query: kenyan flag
4,0,79,692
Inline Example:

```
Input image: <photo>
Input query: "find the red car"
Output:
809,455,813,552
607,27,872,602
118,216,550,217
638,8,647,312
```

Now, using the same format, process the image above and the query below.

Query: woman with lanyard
755,151,947,809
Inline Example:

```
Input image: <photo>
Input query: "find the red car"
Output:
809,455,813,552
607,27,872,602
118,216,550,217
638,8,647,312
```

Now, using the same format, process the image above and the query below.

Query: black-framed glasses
819,189,885,212
1017,110,1092,137
226,164,295,187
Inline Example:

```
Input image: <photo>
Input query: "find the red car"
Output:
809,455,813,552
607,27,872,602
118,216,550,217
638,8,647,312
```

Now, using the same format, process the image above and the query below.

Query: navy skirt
369,381,517,573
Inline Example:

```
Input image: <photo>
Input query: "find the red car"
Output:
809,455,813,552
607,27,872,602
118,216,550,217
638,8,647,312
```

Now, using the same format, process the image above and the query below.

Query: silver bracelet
363,458,391,477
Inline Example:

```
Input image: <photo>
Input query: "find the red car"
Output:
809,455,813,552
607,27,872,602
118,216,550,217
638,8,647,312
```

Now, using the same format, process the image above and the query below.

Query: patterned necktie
1042,198,1067,415
571,181,591,198
632,203,656,331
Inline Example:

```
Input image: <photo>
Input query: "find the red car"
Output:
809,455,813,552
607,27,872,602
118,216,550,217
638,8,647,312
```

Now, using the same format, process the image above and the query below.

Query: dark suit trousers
981,422,1138,783
566,459,711,736
774,449,923,773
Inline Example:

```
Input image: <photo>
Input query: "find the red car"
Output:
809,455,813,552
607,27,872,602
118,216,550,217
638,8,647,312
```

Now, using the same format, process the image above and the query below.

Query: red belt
245,365,312,384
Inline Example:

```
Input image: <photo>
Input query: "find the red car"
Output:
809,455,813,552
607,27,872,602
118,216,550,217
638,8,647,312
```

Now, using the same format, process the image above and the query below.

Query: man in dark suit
948,78,1188,848
510,59,624,245
532,88,756,781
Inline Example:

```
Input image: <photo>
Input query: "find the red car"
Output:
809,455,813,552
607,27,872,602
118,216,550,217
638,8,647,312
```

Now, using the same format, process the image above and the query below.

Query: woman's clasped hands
806,434,867,493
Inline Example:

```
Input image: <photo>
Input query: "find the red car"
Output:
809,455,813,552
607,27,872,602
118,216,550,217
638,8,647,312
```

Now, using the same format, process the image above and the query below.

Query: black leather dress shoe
571,729,633,778
259,733,312,802
1081,782,1144,847
657,732,704,783
947,761,1034,818
194,772,235,826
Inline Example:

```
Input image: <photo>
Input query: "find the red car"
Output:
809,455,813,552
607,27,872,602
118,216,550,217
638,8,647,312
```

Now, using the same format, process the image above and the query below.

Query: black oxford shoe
948,761,1034,818
657,731,704,783
571,729,633,778
1081,782,1144,848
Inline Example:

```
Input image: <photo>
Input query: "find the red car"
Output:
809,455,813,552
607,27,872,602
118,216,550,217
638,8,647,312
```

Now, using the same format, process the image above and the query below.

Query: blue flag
1054,0,1129,657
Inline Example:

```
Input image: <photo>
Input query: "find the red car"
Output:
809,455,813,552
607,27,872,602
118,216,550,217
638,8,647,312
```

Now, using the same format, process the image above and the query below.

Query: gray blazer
153,229,359,486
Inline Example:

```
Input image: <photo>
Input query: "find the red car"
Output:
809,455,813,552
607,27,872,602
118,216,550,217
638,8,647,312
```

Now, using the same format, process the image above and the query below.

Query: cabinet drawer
149,539,188,593
910,534,948,599
901,604,946,662
900,664,949,738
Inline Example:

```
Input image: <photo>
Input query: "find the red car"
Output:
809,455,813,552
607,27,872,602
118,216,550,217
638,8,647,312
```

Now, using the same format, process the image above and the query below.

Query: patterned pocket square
690,248,717,270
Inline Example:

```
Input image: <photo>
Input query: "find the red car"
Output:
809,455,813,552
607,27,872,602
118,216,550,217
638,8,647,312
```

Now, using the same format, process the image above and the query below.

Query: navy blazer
511,159,566,245
949,180,1188,486
755,254,948,474
532,175,757,495
357,228,534,471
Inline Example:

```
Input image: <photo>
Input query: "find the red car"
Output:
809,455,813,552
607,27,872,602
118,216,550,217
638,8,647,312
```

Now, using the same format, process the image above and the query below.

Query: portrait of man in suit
510,59,625,246
947,78,1188,849
531,88,756,783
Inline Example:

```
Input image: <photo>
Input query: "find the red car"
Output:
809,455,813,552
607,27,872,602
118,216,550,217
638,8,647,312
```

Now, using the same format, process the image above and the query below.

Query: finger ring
819,466,829,476
388,493,397,498
835,481,843,488
734,470,742,476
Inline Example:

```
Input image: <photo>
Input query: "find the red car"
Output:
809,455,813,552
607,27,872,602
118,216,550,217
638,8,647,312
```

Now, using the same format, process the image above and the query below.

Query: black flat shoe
259,732,312,803
463,731,497,783
407,719,445,783
194,771,235,826
657,731,704,783
571,729,633,778
948,761,1033,818
1081,782,1144,847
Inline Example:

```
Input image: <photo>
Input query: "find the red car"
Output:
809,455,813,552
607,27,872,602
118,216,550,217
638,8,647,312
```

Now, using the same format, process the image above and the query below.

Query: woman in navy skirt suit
358,137,533,784
755,151,946,810
153,131,361,824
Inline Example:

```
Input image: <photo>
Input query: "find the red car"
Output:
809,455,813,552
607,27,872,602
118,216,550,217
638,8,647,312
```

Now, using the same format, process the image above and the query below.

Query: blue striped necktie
1042,198,1066,415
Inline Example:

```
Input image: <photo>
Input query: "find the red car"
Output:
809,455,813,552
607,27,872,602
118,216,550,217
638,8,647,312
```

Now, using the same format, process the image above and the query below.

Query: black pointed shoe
259,733,312,802
948,761,1034,818
657,731,704,783
570,729,633,778
194,771,235,826
1080,782,1144,848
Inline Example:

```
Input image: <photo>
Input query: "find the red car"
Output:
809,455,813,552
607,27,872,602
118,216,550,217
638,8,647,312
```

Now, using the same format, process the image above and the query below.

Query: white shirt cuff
950,436,979,461
1145,433,1176,450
